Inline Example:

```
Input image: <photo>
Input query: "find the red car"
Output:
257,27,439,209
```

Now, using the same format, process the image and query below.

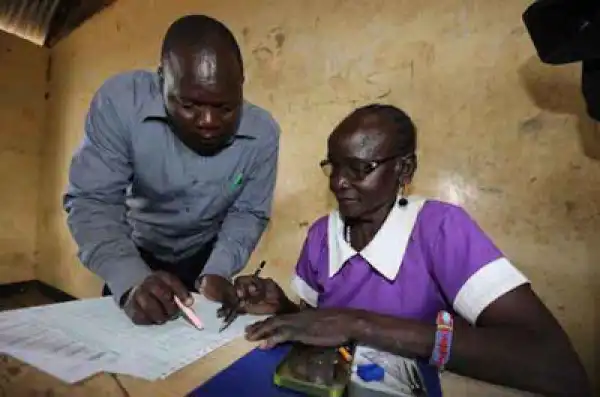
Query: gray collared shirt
64,70,280,302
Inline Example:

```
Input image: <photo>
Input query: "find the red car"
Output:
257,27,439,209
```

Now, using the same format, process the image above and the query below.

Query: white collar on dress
327,196,426,280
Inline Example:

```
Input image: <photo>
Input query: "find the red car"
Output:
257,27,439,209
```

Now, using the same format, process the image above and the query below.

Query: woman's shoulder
421,198,461,213
305,214,330,240
419,198,474,226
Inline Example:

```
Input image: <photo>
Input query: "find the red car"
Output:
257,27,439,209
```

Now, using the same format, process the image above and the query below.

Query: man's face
161,46,243,155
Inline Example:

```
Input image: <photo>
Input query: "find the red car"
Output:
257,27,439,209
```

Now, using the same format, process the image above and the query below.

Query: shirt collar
140,73,168,120
140,73,255,139
327,196,427,280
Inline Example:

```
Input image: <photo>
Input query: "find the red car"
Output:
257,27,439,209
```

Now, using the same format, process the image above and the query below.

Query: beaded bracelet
429,310,454,371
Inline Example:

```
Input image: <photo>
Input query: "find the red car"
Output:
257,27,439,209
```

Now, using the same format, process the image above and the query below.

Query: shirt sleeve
431,205,529,325
200,119,280,281
63,83,151,303
290,236,320,307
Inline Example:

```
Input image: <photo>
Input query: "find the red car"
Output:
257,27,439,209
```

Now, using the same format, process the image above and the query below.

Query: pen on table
219,260,267,332
174,295,203,330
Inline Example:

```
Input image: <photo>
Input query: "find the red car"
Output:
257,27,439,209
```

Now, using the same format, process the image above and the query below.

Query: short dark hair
160,14,243,71
352,104,417,155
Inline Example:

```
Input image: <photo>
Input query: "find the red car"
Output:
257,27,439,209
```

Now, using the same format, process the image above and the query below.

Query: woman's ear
157,66,165,93
399,154,417,183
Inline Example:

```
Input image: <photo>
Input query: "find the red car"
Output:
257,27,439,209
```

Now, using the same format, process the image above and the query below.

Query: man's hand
196,274,237,305
123,271,192,325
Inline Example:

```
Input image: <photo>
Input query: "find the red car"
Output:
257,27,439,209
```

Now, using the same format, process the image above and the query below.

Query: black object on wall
523,0,600,121
583,59,600,121
523,0,600,64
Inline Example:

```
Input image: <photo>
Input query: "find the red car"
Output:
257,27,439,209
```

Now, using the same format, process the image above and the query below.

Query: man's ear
157,65,163,78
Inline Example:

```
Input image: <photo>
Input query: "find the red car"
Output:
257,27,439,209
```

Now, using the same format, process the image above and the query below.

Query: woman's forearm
278,296,301,314
346,310,590,396
278,296,317,314
347,310,435,359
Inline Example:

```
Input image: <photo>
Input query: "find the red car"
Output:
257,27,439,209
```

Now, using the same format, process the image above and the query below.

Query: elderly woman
227,104,590,396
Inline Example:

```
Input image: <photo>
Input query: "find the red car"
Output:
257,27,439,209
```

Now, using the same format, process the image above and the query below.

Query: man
64,15,280,326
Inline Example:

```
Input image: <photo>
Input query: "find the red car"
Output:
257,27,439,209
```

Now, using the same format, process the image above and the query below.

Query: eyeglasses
319,153,411,181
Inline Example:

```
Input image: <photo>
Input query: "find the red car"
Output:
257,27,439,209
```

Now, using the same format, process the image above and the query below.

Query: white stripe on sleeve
290,274,319,307
453,257,529,324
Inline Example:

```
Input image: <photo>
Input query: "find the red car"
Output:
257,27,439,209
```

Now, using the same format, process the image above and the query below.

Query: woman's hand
245,309,356,349
217,275,291,317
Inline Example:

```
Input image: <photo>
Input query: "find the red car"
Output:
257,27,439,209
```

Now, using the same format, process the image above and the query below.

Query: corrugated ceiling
0,0,61,46
0,0,115,47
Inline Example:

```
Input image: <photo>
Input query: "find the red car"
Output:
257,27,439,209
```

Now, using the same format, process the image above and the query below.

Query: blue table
188,345,443,397
187,345,302,397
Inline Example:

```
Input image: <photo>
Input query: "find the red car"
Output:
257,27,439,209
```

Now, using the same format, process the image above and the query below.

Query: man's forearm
201,134,277,280
65,195,151,302
201,210,269,280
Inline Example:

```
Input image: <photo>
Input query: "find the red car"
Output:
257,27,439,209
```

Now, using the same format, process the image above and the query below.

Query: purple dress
290,197,529,395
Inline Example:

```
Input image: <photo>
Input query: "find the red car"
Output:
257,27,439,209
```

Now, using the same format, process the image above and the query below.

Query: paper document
0,314,119,383
0,294,267,383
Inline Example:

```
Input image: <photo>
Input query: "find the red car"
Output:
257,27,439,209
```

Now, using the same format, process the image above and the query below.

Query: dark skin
123,271,191,325
161,42,244,156
216,276,299,318
122,41,246,325
239,112,591,396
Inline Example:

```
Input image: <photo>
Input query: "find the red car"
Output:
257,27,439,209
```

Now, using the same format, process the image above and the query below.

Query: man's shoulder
239,101,280,144
94,70,158,106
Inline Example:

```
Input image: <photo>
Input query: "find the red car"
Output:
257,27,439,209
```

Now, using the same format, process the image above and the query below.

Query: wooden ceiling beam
44,0,116,48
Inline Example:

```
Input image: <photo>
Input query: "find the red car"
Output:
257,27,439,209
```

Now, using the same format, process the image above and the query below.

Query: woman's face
325,114,407,220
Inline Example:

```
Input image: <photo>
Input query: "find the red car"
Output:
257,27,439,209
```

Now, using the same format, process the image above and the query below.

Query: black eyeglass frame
319,153,413,181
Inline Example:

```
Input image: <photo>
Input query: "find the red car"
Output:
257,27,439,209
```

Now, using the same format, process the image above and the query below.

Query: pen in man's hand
174,295,203,330
219,260,266,332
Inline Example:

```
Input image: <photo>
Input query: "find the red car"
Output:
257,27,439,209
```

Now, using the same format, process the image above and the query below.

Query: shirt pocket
190,177,242,219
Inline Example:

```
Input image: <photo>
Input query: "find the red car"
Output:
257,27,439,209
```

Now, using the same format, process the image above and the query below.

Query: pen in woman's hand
252,260,267,277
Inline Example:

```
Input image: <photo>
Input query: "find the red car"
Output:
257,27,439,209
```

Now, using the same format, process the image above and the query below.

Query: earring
398,183,408,207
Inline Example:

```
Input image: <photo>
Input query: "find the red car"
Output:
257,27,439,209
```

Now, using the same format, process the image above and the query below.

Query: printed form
0,294,266,383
